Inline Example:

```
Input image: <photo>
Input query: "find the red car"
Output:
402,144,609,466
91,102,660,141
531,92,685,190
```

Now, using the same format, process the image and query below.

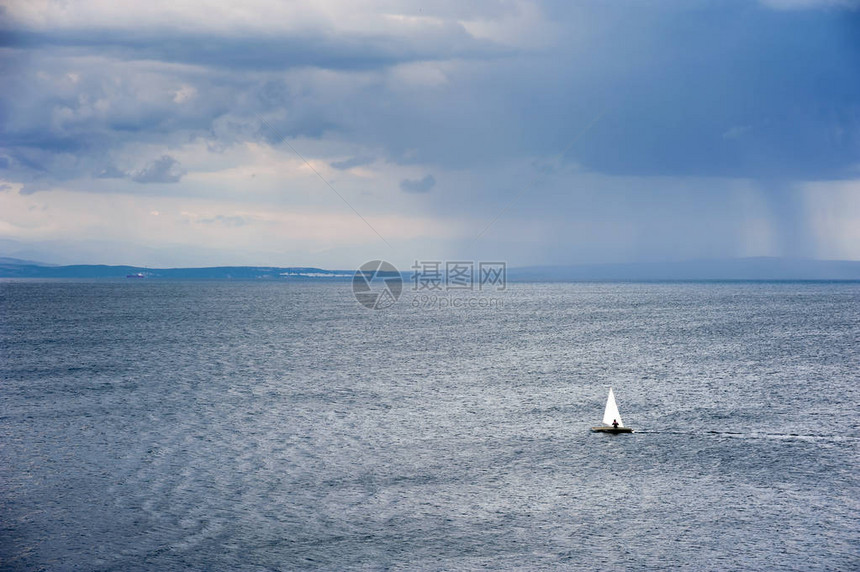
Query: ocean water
0,280,858,571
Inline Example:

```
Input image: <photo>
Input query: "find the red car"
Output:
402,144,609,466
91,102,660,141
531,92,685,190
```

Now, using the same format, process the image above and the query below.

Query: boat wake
634,429,859,442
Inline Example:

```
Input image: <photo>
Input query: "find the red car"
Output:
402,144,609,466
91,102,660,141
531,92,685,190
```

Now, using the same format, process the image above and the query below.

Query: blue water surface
1,281,858,570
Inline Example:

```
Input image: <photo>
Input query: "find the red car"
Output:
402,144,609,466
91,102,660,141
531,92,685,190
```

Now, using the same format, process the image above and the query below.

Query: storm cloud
0,0,858,266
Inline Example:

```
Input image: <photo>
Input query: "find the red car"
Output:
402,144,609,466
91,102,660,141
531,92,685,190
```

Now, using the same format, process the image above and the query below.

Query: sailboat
591,387,633,433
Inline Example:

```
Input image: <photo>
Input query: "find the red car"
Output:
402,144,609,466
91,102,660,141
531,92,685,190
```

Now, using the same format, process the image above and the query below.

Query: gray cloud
18,185,40,196
96,165,127,179
400,174,436,193
330,156,375,170
0,24,508,72
131,155,185,184
2,2,858,184
198,215,249,227
0,1,858,267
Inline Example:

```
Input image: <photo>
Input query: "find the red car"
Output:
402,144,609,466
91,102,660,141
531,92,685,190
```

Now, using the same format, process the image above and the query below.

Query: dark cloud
400,174,436,193
351,1,859,180
0,0,856,221
3,150,49,174
131,155,185,183
3,2,857,185
0,25,508,72
559,3,860,180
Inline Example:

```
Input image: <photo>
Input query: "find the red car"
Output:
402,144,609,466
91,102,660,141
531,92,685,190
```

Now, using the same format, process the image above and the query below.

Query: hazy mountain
0,261,353,280
1,257,859,281
508,258,860,281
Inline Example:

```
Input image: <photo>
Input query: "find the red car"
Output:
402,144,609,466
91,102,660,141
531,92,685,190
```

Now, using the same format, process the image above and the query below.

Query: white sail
602,387,624,427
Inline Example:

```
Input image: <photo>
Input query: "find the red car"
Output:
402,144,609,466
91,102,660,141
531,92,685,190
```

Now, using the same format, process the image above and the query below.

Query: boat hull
590,426,634,433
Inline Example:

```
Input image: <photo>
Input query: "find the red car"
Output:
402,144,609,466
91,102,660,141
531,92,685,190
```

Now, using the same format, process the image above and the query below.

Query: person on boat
612,419,619,429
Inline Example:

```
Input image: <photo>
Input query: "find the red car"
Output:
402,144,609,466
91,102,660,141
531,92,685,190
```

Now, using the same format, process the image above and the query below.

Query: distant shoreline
2,256,860,281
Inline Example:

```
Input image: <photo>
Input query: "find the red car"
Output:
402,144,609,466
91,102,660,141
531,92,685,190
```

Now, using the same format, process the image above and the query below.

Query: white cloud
172,85,197,104
458,0,556,48
388,62,450,89
0,182,467,265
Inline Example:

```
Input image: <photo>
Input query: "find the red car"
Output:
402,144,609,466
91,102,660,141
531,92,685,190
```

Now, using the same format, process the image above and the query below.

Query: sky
1,0,859,268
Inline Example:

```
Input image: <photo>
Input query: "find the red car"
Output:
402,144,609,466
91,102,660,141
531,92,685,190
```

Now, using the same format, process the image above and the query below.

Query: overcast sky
1,0,859,268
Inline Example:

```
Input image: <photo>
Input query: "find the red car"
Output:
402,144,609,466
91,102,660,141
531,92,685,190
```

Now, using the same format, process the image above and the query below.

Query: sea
1,280,858,571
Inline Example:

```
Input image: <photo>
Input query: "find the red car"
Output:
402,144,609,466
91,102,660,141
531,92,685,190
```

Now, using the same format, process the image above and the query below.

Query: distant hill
1,257,859,281
0,261,354,280
0,256,57,267
508,258,860,281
